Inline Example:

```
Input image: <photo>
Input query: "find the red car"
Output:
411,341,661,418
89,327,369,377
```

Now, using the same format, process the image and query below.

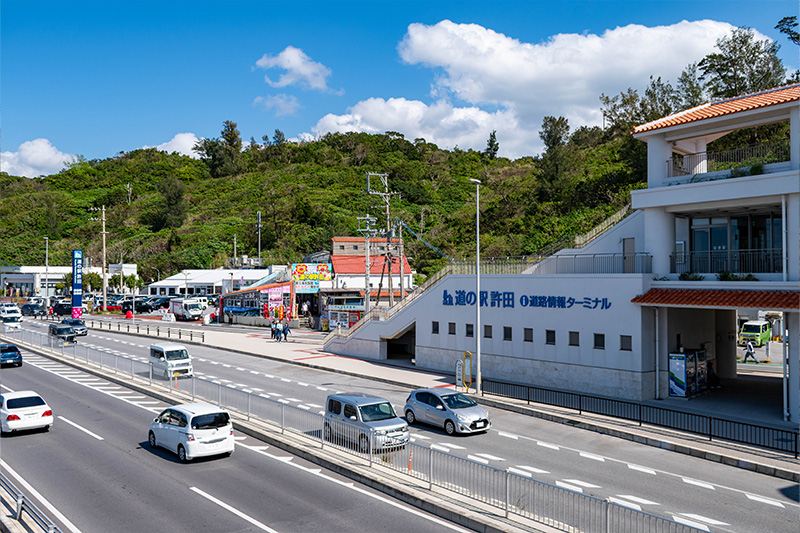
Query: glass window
484,325,492,338
620,335,632,351
594,333,605,350
359,401,397,421
503,326,512,341
192,412,229,429
524,328,533,342
448,322,456,335
466,323,474,337
569,331,579,346
546,330,556,345
327,399,342,415
343,404,358,420
431,321,439,334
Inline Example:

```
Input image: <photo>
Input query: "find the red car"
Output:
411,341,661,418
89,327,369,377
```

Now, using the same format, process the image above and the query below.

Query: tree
149,175,188,231
698,27,786,98
677,63,706,110
221,120,242,153
539,117,569,152
83,272,102,292
776,16,799,46
484,131,499,160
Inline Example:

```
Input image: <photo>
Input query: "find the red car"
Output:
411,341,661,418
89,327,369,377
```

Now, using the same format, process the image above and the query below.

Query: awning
631,288,799,311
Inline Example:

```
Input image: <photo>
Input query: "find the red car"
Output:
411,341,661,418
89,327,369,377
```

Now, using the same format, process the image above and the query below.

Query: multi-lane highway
5,320,799,533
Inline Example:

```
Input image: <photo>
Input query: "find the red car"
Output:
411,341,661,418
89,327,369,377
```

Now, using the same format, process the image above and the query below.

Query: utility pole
89,206,108,311
398,223,404,302
256,211,262,265
44,237,49,302
365,172,399,307
357,215,377,313
234,234,238,266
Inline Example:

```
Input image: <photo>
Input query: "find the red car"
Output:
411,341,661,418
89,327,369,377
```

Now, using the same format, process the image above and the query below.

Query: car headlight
455,413,469,422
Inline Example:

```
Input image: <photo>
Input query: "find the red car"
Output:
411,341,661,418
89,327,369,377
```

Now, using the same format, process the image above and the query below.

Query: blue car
0,344,22,367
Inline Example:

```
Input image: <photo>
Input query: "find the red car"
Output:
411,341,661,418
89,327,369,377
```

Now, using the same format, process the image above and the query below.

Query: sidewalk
85,317,800,481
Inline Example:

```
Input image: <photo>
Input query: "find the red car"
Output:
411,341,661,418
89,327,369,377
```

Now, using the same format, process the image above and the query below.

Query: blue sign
442,289,611,310
72,250,83,318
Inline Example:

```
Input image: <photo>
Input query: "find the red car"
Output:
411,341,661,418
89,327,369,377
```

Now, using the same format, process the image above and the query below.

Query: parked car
48,323,76,345
1,315,22,330
121,298,154,313
51,303,73,316
1,390,53,434
21,304,47,317
61,318,88,336
148,403,234,462
404,388,491,435
0,305,21,319
149,297,173,310
0,344,22,367
323,392,409,452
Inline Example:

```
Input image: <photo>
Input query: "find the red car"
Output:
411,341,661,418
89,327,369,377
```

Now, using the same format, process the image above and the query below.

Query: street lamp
468,178,481,394
89,206,107,311
183,270,189,296
151,266,161,282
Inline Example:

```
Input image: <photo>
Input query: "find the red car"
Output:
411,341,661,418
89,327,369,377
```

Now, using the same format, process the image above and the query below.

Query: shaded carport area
633,288,800,425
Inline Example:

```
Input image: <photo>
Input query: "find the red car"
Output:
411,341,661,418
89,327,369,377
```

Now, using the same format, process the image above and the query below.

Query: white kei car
148,403,234,463
1,390,54,434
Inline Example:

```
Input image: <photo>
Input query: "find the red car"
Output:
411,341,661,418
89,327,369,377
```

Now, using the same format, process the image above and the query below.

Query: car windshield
7,396,45,409
441,393,477,409
186,304,201,311
359,401,397,422
65,319,84,326
742,324,763,333
191,412,230,429
1,346,18,353
165,349,189,361
56,326,74,334
2,317,21,323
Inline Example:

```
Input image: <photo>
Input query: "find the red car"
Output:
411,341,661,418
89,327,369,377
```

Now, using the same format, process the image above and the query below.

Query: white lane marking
498,431,519,439
682,478,715,490
0,384,13,392
297,405,311,410
251,387,263,392
280,378,291,382
537,441,560,450
411,434,430,440
616,495,659,506
745,494,785,507
672,516,710,531
316,386,328,391
467,455,489,464
439,442,465,450
513,465,549,474
627,464,657,475
297,382,309,387
563,479,600,488
677,514,729,526
235,383,248,388
508,467,532,477
430,444,450,453
608,497,641,511
190,487,279,533
579,452,605,462
222,364,231,368
236,367,246,371
0,460,84,533
250,371,260,374
263,373,275,378
556,481,583,492
204,375,218,379
284,398,302,403
57,416,104,441
305,403,322,409
473,453,504,461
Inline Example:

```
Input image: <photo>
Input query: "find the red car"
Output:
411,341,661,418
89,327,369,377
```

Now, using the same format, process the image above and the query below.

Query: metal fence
531,253,653,275
483,378,800,458
666,140,790,179
0,471,62,533
670,248,783,275
2,326,705,533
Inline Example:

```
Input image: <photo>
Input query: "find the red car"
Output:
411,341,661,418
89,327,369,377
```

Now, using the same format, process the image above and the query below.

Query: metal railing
0,472,62,533
482,378,800,458
670,248,783,274
667,140,790,179
1,326,706,533
531,253,652,274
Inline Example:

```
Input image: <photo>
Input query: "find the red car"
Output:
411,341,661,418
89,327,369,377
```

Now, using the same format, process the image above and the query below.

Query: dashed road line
682,478,715,490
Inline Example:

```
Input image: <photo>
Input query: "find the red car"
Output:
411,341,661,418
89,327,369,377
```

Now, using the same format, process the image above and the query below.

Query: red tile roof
633,84,799,134
330,254,412,275
631,288,799,310
332,236,403,244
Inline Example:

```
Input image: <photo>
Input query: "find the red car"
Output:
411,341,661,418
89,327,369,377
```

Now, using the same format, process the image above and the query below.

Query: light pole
183,271,189,297
151,267,161,282
89,206,107,311
468,178,481,394
44,237,49,302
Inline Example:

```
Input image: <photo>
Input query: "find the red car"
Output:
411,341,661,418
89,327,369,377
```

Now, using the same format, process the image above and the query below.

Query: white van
149,343,193,379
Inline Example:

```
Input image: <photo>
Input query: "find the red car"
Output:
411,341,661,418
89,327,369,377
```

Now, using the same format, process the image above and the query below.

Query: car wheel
178,445,189,463
405,410,416,425
358,434,370,454
148,431,157,449
323,423,331,441
444,420,456,436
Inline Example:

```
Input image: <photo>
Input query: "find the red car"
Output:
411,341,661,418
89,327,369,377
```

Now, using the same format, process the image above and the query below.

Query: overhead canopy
632,288,799,311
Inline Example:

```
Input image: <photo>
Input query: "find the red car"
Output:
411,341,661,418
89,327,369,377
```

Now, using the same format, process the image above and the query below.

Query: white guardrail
0,471,61,533
1,325,705,533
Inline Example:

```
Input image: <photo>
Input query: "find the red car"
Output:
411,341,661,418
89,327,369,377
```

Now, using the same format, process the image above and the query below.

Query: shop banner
295,279,320,294
291,263,333,281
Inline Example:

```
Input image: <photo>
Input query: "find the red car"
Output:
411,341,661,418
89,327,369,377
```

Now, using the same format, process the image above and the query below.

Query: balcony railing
532,252,652,275
667,140,790,179
670,249,783,275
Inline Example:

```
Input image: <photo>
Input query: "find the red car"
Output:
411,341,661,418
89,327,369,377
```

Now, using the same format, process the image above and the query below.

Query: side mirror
436,405,445,411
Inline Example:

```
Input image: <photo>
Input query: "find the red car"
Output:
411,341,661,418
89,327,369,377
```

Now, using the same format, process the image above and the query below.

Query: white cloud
0,138,76,178
254,94,302,116
254,46,338,93
310,20,740,158
146,133,200,158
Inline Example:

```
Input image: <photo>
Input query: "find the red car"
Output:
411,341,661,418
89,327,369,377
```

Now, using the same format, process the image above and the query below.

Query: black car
52,303,73,316
0,344,22,367
149,297,172,309
122,299,154,313
48,324,76,344
21,304,47,317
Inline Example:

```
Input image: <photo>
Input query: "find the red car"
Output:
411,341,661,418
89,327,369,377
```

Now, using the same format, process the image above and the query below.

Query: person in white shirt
743,339,759,364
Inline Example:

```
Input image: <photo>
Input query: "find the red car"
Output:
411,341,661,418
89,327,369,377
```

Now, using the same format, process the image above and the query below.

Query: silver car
324,392,409,452
404,388,491,435
61,318,88,336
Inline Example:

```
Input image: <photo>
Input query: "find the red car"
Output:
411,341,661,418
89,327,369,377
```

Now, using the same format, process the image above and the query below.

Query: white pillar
790,105,799,171
644,207,674,277
786,311,800,424
785,193,800,281
646,133,672,188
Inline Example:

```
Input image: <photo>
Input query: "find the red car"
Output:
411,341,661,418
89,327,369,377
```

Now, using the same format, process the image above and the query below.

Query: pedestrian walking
275,320,283,342
743,339,759,363
283,319,290,342
301,301,309,317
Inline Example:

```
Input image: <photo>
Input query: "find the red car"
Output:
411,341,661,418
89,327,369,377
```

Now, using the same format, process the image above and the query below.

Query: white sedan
1,390,53,434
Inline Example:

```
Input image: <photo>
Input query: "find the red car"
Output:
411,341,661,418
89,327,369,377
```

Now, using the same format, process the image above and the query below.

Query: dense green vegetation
1,25,795,282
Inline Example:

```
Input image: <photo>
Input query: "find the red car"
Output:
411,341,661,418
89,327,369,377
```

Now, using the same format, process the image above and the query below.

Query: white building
325,84,800,423
1,265,105,297
145,268,279,296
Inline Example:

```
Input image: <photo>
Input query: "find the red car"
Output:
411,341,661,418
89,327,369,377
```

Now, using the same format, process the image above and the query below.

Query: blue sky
2,0,797,177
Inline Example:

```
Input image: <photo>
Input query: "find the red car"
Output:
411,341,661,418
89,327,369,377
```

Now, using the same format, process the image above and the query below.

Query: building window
353,245,359,251
524,328,533,342
620,335,632,351
545,330,556,345
594,333,605,350
339,245,345,251
448,322,456,335
466,323,474,337
432,321,439,334
503,326,512,341
569,331,579,346
484,325,492,338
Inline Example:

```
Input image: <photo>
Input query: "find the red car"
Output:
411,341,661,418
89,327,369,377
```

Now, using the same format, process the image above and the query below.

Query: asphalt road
0,348,470,533
10,320,800,533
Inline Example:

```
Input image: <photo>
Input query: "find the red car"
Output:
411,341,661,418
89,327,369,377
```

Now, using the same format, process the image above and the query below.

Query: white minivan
149,343,193,379
148,403,234,462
